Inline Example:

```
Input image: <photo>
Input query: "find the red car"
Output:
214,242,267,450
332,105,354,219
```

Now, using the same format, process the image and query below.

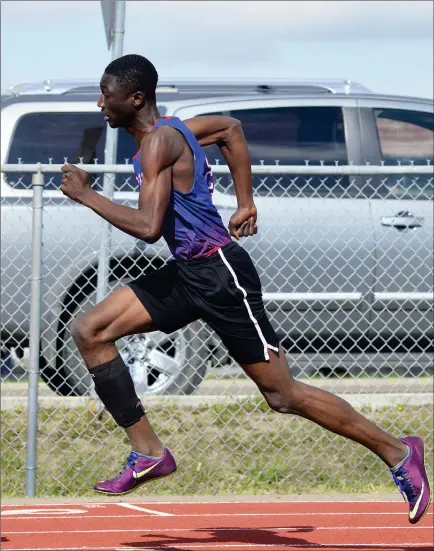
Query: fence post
92,0,126,408
95,0,126,307
25,165,44,497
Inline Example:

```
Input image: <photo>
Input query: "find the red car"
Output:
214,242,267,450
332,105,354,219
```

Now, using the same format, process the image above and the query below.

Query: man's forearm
80,189,157,242
217,122,254,208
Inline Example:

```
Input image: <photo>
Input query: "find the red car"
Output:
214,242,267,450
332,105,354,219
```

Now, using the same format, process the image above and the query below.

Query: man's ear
133,91,145,108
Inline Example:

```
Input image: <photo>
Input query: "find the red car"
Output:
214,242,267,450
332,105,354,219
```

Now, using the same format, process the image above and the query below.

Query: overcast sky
1,0,433,98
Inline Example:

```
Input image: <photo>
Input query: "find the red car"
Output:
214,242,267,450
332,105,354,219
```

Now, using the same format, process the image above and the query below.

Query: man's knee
70,314,101,350
262,382,305,414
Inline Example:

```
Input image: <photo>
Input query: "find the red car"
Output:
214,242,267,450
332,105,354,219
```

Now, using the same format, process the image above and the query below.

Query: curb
1,392,432,411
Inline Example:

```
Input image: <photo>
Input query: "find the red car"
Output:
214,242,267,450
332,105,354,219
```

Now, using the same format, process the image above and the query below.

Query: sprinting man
60,54,430,524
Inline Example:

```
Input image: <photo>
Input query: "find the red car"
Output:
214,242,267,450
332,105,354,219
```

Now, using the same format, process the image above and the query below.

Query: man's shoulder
137,124,185,167
141,124,183,147
137,125,169,148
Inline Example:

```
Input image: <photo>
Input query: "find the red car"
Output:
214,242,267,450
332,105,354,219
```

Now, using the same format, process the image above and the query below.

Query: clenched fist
60,164,91,203
228,203,258,240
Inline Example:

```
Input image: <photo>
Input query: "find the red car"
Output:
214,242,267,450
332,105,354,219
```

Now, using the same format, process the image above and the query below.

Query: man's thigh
76,285,158,343
76,261,198,342
128,262,199,334
189,241,281,365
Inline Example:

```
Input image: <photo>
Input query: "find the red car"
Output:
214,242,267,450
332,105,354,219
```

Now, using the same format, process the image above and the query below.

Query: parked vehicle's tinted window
231,106,347,165
5,110,163,192
374,108,433,199
203,106,351,197
6,113,106,190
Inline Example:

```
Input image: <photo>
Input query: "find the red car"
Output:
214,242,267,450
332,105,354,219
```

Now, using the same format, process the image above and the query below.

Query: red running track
1,500,433,551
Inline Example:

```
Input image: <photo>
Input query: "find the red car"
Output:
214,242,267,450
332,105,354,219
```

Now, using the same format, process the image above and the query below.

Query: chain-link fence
1,162,433,498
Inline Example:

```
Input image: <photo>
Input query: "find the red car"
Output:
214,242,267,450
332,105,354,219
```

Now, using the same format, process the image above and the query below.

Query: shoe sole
411,497,431,524
92,471,176,496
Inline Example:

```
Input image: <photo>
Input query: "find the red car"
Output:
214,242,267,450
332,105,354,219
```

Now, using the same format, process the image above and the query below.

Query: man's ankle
132,446,165,459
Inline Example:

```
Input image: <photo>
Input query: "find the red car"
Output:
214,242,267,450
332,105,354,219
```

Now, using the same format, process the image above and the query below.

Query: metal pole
95,0,126,305
25,166,44,497
92,0,126,405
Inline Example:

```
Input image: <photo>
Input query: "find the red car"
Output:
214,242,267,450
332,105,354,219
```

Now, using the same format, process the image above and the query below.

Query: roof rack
4,79,372,97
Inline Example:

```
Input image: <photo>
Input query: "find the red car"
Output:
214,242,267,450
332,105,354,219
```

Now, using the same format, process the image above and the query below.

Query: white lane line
3,511,431,520
0,499,405,507
116,502,174,516
3,525,433,535
1,508,87,516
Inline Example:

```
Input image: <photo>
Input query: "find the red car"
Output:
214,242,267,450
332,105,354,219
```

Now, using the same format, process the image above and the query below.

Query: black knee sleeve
90,355,145,428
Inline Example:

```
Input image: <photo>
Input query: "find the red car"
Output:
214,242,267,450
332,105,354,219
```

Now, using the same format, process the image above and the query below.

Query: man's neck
127,104,161,146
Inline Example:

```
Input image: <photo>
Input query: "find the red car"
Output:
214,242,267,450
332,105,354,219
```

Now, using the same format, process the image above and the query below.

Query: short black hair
104,54,158,101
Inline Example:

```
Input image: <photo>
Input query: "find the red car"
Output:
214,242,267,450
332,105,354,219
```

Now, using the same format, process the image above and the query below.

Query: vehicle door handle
381,211,424,230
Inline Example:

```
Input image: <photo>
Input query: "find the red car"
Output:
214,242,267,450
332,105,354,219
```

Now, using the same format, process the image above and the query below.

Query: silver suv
1,79,433,395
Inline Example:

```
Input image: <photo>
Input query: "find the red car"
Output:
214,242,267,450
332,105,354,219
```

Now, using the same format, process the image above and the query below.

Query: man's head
98,54,158,128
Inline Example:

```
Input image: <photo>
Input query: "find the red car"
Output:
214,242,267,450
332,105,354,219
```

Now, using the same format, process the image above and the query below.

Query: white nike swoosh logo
409,480,425,520
133,459,163,479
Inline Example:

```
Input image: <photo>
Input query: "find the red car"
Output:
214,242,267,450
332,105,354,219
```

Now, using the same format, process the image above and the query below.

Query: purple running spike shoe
93,448,177,495
391,436,431,524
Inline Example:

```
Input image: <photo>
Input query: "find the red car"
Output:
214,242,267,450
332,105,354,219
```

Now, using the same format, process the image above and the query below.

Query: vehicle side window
5,113,106,190
199,107,350,197
373,108,433,199
231,106,347,165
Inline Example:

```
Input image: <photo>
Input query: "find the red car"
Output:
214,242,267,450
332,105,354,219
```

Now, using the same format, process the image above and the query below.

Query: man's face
97,73,138,129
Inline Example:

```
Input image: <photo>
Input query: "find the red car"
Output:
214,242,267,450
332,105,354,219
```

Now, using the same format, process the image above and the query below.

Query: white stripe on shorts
218,248,278,362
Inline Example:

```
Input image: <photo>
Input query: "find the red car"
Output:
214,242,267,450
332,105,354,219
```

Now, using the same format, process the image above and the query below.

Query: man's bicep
138,142,172,207
137,166,172,240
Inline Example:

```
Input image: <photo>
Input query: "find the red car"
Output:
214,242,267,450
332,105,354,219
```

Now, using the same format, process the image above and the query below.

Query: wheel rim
118,330,187,395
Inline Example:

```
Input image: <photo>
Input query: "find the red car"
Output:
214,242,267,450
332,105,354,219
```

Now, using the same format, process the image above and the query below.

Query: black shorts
128,241,280,365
